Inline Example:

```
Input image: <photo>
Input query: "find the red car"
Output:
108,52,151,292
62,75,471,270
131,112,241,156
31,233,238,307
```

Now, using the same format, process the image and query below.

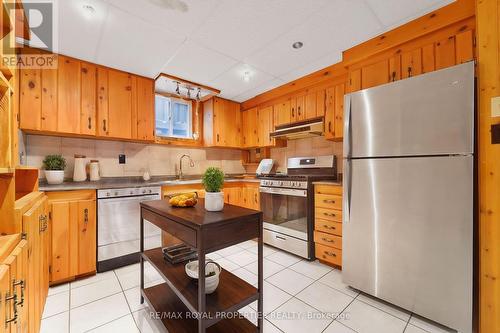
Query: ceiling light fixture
82,4,96,18
292,41,303,49
243,71,251,82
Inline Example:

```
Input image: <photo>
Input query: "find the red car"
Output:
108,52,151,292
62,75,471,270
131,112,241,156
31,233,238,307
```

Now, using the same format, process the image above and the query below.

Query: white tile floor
41,241,456,333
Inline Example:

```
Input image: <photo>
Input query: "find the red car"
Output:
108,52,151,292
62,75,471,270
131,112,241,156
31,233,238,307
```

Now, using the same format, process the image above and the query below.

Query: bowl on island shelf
185,260,222,294
202,167,225,212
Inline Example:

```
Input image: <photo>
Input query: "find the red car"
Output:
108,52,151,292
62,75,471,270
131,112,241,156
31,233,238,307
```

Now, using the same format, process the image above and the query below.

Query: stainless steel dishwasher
97,186,162,271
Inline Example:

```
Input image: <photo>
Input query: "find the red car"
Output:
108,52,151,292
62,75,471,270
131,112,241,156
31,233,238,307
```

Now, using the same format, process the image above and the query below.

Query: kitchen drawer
315,193,342,210
314,231,342,249
315,218,342,236
315,243,342,267
315,207,342,222
315,184,342,195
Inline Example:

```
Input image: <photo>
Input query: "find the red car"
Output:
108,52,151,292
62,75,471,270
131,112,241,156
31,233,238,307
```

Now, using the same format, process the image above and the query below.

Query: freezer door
342,156,473,333
344,62,474,158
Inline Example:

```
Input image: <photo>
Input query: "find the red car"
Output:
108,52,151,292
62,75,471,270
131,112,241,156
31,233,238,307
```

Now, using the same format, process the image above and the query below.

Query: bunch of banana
169,192,198,207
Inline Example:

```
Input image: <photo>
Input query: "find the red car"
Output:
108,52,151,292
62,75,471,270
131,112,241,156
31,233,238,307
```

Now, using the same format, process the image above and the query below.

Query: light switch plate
492,96,500,117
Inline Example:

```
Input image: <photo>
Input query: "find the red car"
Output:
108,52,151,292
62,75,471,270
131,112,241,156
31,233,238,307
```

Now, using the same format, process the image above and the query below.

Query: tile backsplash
270,136,343,174
25,135,245,179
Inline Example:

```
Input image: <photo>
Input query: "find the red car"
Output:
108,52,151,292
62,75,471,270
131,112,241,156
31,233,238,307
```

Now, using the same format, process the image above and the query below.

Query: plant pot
45,170,65,185
205,191,224,211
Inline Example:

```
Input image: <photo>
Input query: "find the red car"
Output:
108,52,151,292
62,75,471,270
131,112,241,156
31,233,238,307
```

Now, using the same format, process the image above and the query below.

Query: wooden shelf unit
142,247,258,323
140,199,263,333
142,283,257,333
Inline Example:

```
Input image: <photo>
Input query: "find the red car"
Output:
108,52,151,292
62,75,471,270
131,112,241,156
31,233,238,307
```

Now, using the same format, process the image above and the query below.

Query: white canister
204,192,224,212
73,154,87,182
89,160,100,181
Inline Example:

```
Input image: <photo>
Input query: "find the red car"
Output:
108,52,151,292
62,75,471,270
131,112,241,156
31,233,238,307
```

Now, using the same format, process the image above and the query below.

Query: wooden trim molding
476,0,500,332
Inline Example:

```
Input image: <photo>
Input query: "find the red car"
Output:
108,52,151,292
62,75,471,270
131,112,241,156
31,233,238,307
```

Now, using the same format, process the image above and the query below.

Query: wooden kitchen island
139,198,263,333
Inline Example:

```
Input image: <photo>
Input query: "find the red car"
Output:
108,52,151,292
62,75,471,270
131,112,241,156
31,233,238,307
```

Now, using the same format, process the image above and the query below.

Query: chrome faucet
179,154,194,180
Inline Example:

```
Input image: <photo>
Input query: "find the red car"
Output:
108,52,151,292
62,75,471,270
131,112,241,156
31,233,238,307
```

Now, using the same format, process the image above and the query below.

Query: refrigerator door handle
344,158,352,223
343,94,352,159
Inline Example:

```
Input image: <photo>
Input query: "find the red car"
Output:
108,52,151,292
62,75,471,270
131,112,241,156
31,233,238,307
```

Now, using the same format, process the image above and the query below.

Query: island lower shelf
142,247,258,324
142,283,258,333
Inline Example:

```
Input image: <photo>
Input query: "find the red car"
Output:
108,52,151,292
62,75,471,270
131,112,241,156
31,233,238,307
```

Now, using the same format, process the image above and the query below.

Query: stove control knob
142,190,147,194
148,189,152,194
106,192,110,197
279,181,284,186
114,191,119,196
130,191,134,195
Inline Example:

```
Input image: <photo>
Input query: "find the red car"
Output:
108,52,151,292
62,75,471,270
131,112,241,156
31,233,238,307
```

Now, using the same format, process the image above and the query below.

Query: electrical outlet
492,96,500,117
119,154,126,164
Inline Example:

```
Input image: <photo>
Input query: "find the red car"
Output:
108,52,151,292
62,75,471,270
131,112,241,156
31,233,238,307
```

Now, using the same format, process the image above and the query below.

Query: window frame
155,94,193,140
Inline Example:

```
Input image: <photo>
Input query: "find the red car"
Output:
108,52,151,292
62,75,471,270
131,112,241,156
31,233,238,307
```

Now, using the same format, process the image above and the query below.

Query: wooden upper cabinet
57,56,81,134
203,97,241,148
401,49,423,79
304,91,317,119
435,36,456,70
136,77,155,141
97,67,109,137
422,43,436,73
41,69,58,132
274,100,291,126
19,68,41,130
107,70,134,139
455,30,474,64
242,107,258,148
80,62,97,135
361,59,390,90
257,106,274,147
324,86,335,139
348,68,361,92
334,83,345,140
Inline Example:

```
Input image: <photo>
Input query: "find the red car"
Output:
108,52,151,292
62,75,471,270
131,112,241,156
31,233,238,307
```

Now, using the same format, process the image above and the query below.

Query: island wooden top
140,198,262,230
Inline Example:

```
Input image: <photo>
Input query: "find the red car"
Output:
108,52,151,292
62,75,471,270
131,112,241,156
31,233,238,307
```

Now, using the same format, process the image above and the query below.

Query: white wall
25,135,245,179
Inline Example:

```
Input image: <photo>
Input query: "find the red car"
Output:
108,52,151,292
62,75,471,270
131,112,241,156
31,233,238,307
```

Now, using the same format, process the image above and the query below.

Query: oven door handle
259,187,307,197
97,194,161,203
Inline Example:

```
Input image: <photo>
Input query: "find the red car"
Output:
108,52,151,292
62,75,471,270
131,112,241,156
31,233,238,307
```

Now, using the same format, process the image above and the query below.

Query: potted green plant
202,167,225,211
42,155,66,184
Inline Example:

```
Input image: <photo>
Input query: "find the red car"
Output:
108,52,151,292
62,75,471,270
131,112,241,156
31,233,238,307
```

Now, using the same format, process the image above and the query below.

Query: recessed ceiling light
292,41,303,49
243,71,251,82
82,4,96,18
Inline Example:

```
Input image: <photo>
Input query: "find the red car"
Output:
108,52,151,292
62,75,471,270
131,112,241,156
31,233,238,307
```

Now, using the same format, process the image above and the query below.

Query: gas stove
259,155,337,260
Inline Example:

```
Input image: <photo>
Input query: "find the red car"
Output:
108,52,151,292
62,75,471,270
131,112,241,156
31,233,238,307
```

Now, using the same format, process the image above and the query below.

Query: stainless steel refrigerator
342,62,474,333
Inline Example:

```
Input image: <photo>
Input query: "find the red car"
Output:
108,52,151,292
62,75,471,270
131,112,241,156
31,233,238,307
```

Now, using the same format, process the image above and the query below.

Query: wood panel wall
476,0,500,332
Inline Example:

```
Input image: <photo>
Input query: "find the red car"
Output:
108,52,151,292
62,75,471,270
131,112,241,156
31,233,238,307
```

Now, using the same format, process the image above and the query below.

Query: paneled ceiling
32,0,454,102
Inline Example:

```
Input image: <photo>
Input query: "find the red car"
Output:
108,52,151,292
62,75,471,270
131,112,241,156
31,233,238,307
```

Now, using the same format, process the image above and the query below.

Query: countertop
39,175,260,192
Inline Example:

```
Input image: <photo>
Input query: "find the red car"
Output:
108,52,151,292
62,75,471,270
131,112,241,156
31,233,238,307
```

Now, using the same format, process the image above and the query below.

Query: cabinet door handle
103,119,107,132
88,117,92,129
216,134,220,142
391,71,396,82
323,199,336,204
39,215,48,232
291,107,295,118
323,224,336,230
322,237,335,243
5,293,18,326
13,280,24,306
298,106,301,116
323,212,336,217
408,67,412,77
83,208,89,232
328,121,332,133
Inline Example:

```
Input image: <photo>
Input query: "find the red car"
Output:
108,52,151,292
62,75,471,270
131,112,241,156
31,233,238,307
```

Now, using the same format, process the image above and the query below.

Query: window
155,95,192,139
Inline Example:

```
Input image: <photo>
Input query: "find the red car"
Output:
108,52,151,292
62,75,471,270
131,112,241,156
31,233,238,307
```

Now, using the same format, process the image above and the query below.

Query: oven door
259,187,308,240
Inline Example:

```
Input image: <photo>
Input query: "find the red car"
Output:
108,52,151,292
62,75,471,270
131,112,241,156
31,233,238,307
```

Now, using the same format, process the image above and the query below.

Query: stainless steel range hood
270,117,324,140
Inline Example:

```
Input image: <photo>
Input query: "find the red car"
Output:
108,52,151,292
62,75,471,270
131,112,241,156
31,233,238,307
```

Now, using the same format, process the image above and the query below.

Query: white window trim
155,95,193,140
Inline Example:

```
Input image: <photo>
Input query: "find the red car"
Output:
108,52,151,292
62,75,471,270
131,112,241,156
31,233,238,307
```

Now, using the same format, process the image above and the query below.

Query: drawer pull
323,225,336,230
275,235,287,241
324,251,337,258
323,199,336,204
323,212,336,217
322,238,335,243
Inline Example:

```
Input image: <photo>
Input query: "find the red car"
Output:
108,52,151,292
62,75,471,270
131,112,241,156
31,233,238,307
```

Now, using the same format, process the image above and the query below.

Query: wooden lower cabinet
47,190,96,284
223,183,260,210
314,183,343,268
